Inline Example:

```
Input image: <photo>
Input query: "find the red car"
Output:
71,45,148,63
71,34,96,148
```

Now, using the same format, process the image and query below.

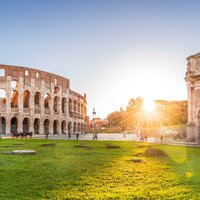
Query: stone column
58,97,62,114
40,93,44,116
39,119,43,135
18,117,23,133
58,121,61,134
30,93,35,116
29,118,34,133
18,77,24,113
6,89,11,113
6,117,10,134
49,119,53,135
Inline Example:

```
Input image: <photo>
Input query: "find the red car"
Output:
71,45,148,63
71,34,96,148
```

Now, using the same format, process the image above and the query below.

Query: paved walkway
1,133,199,147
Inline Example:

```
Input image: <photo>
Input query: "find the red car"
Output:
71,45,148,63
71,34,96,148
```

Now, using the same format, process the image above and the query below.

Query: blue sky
1,0,200,118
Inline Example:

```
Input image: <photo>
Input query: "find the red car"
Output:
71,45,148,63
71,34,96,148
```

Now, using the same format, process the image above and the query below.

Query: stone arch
81,123,84,133
53,120,59,134
44,93,51,108
11,117,18,133
34,92,41,107
11,90,19,108
44,119,50,134
0,117,6,134
68,121,72,134
74,101,77,112
81,104,83,114
0,89,6,107
34,118,40,134
61,120,67,134
69,99,72,112
54,87,59,94
54,96,59,112
23,118,30,133
78,103,80,113
23,90,30,108
78,123,81,133
62,97,67,113
73,122,77,134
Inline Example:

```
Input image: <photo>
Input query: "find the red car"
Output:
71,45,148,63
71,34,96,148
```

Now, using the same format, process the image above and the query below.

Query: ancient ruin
0,65,87,135
185,52,200,142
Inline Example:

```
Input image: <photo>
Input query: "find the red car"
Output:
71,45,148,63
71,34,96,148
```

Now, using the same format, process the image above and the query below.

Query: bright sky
0,0,200,118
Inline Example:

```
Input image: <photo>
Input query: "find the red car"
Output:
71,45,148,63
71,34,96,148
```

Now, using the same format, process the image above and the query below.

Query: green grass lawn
0,139,200,199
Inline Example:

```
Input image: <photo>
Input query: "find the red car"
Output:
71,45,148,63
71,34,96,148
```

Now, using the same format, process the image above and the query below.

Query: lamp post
92,107,96,139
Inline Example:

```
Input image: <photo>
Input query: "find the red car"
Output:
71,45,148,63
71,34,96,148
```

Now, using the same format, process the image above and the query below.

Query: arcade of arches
0,65,87,135
0,117,85,135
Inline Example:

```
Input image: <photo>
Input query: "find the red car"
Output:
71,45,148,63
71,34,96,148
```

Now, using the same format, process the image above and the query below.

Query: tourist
76,133,79,140
160,134,163,144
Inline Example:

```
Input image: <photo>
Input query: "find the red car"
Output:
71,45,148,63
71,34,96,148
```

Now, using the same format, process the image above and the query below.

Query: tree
107,111,123,128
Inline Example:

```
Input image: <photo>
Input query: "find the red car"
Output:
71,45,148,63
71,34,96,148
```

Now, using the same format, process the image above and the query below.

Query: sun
143,99,155,112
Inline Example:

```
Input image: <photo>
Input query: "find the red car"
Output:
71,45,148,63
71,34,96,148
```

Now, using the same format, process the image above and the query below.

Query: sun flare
143,99,155,112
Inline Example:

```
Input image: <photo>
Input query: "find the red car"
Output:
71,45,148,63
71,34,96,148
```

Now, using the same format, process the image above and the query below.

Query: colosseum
0,65,87,135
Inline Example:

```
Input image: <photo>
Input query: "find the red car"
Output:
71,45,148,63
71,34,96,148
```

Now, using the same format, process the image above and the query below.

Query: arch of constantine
185,52,200,142
0,65,87,135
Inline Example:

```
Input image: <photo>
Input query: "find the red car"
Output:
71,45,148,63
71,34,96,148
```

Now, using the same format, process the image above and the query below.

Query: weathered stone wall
185,52,200,143
0,65,87,135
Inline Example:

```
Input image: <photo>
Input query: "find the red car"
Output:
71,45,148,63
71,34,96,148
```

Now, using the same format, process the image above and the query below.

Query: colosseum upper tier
0,65,87,135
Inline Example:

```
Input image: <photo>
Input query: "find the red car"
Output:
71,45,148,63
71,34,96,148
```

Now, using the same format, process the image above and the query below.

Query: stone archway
78,123,80,133
54,97,59,112
11,117,18,133
34,118,40,134
11,90,19,108
23,90,30,108
34,92,41,107
23,118,30,133
62,98,67,113
0,89,6,109
44,119,50,134
53,120,59,134
0,117,6,134
44,94,51,109
68,121,72,134
69,99,72,112
73,122,77,134
61,120,67,134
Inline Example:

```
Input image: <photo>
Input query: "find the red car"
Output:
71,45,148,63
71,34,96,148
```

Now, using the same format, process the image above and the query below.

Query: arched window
0,89,6,107
44,94,51,108
11,90,18,108
62,98,67,113
11,117,18,133
69,99,72,111
34,118,40,134
61,120,67,134
23,118,30,133
54,96,59,112
53,120,59,134
34,92,41,107
23,90,30,108
44,119,50,134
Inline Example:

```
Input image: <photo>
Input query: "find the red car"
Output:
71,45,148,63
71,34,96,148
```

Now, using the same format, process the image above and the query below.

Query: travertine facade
0,65,87,135
185,52,200,142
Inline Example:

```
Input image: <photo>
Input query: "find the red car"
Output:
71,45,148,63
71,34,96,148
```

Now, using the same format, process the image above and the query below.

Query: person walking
160,134,163,144
45,132,49,139
76,133,79,140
